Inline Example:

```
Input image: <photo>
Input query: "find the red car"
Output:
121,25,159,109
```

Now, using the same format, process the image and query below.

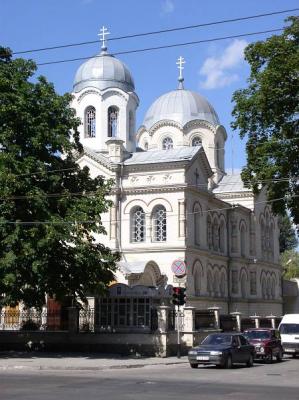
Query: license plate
284,348,295,352
197,356,209,361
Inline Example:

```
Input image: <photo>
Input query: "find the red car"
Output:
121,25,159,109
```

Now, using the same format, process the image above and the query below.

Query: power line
36,28,283,66
13,8,299,55
0,194,297,226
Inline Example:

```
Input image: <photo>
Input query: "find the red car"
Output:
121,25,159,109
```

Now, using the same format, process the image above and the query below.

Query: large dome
73,53,135,93
143,89,220,129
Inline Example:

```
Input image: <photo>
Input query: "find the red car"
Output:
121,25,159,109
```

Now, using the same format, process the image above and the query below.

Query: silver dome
143,89,220,129
73,53,135,93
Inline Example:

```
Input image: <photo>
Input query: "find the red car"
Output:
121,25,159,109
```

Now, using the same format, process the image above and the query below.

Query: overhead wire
36,28,284,66
12,8,299,55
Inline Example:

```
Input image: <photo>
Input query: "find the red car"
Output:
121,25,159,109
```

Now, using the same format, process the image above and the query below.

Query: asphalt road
1,357,298,400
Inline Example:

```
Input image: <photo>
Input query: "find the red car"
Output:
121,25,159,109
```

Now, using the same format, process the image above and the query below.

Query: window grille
108,106,119,137
131,207,145,242
153,206,166,241
192,136,202,147
162,137,173,150
85,106,96,138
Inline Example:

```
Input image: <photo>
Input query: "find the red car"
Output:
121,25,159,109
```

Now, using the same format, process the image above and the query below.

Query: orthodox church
72,28,283,319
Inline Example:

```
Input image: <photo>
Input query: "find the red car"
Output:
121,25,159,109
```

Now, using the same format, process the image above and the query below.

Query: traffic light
178,287,186,306
172,287,186,306
172,287,180,306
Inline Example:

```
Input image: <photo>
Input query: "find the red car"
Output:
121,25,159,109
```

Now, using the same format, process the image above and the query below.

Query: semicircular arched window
192,136,202,147
131,206,145,243
162,137,173,150
108,106,119,137
85,106,96,138
152,205,167,242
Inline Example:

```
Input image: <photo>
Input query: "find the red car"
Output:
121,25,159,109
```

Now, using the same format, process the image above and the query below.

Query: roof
117,261,147,274
143,89,220,130
124,146,200,165
213,173,249,193
73,52,135,93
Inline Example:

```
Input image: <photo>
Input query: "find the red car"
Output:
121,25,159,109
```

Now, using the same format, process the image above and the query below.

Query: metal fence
79,308,95,332
0,309,67,331
195,310,215,330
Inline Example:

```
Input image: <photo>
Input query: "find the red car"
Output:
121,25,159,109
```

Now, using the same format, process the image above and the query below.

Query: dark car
243,328,283,363
188,333,255,369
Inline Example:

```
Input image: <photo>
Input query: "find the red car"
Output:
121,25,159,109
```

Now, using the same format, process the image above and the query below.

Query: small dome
143,89,219,129
73,53,135,93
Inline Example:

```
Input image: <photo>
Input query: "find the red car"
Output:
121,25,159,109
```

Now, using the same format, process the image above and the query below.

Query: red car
243,328,283,363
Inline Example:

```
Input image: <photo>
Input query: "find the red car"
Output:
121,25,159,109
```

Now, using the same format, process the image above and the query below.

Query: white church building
71,30,283,319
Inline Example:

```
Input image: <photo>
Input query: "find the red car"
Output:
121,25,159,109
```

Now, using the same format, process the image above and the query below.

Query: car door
238,334,251,362
231,336,244,363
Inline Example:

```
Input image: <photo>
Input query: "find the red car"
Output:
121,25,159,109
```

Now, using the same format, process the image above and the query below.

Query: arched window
193,262,202,295
219,220,225,253
207,270,213,295
213,270,220,296
193,203,201,246
240,223,246,257
153,205,166,241
108,106,119,137
262,277,267,299
216,142,221,169
129,110,134,139
207,215,212,249
241,273,247,298
192,136,202,147
131,206,145,242
162,137,173,150
271,278,276,299
220,271,226,297
85,106,96,138
212,220,219,251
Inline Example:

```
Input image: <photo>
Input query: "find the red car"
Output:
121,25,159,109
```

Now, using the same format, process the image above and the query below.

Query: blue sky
1,0,298,171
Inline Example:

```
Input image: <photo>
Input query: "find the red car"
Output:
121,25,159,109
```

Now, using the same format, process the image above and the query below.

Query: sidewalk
0,351,188,371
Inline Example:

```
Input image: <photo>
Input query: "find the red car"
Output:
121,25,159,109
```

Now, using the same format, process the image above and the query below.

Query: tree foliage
231,17,299,224
278,214,298,253
281,249,299,279
0,48,119,308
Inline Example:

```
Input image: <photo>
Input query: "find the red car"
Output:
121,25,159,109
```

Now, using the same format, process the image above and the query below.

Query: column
230,311,242,332
156,306,170,333
266,315,277,329
183,306,196,332
110,203,117,240
178,200,186,238
208,306,221,329
250,315,261,328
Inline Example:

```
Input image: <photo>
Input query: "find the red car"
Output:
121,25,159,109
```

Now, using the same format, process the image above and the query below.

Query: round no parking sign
171,259,186,277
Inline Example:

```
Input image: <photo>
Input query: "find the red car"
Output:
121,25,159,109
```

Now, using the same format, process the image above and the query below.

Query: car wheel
266,350,273,363
190,363,198,369
246,354,254,367
224,355,232,369
276,349,283,362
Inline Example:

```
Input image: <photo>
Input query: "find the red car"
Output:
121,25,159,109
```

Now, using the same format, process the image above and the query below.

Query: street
1,357,298,400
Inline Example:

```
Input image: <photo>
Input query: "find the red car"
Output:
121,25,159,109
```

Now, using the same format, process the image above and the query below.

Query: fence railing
0,309,67,331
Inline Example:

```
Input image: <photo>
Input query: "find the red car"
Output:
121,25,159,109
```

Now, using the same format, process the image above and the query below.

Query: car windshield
244,330,271,340
201,334,232,346
279,324,299,334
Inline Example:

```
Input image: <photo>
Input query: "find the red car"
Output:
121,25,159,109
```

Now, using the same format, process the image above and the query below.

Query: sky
1,0,298,172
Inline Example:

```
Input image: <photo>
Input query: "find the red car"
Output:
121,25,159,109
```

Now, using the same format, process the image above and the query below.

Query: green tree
0,48,119,309
278,214,298,253
231,17,299,224
281,249,299,279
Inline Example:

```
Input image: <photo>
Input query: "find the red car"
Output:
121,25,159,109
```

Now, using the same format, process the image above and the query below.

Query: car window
279,324,299,334
239,335,248,345
232,336,239,347
244,330,271,340
202,334,232,345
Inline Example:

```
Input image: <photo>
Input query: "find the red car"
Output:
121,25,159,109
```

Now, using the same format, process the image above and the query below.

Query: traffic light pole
176,305,181,358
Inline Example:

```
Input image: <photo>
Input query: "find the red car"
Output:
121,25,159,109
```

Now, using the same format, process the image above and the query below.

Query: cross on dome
98,26,110,52
176,56,185,89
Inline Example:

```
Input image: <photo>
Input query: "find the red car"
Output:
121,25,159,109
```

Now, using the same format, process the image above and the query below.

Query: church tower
71,27,139,153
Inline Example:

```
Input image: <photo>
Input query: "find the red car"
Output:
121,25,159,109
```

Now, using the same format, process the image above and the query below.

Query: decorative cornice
183,119,217,134
148,119,182,136
77,89,102,103
102,90,127,101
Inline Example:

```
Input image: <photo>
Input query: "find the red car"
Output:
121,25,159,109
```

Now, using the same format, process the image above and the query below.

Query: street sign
173,275,187,284
171,259,186,277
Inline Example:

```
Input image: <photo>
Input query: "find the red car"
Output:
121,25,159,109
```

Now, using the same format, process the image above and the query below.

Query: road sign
171,259,186,277
173,275,187,284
